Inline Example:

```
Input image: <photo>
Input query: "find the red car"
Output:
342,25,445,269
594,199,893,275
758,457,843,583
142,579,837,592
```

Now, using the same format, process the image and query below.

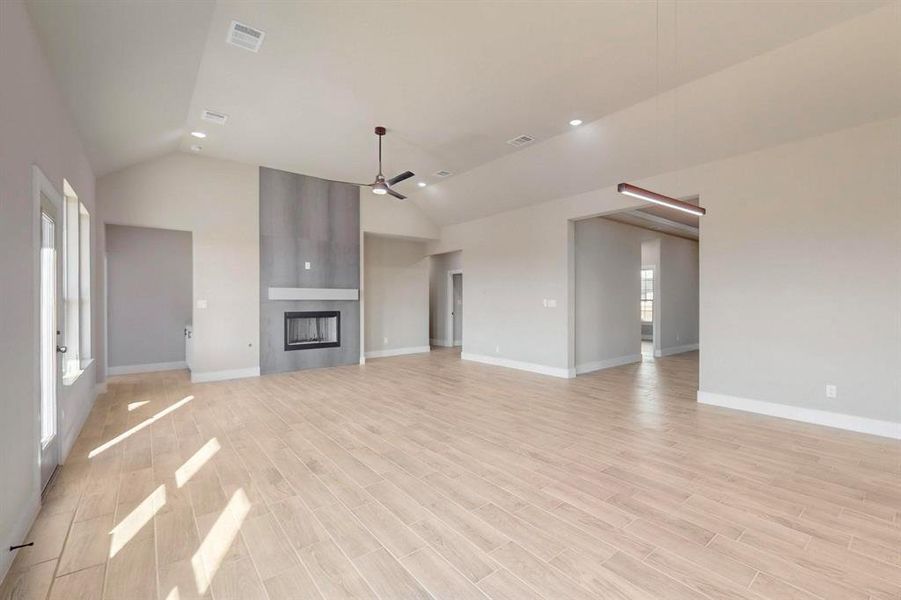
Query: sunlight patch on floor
109,484,166,558
191,488,251,595
176,437,220,488
127,401,150,411
90,395,194,458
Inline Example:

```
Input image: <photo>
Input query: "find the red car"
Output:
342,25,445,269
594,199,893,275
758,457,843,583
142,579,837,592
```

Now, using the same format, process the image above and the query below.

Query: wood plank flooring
2,348,899,600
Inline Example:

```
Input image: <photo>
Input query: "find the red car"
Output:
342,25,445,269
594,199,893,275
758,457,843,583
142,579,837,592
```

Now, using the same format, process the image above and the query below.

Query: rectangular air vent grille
227,21,265,52
201,110,229,125
434,170,452,177
506,134,536,147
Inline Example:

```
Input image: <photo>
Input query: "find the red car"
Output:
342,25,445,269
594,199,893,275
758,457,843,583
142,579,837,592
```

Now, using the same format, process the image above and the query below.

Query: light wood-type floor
3,348,900,600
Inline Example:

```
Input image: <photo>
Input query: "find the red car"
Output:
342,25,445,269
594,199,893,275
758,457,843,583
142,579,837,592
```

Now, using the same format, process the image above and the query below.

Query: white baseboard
191,366,260,383
365,346,431,359
698,391,901,440
576,354,641,375
430,338,451,347
95,382,107,395
655,343,699,358
0,489,40,584
108,361,187,376
462,352,574,379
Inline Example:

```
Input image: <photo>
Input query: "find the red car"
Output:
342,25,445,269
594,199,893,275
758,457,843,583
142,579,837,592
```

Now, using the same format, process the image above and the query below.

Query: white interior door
39,191,63,490
452,273,463,346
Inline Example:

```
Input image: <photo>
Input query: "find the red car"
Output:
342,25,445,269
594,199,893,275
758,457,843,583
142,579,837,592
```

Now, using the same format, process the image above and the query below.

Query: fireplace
284,311,340,351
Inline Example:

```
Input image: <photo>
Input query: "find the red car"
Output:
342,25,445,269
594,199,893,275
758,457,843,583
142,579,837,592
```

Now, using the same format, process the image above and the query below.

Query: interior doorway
451,272,463,346
36,171,64,491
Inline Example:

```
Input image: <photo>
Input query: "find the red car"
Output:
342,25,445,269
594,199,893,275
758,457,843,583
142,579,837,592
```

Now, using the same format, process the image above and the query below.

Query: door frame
445,269,463,348
33,165,64,491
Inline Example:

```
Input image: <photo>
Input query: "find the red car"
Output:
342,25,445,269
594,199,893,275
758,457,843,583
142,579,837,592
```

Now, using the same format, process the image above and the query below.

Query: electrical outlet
197,299,208,309
304,261,311,270
383,336,388,345
547,299,557,308
825,384,837,399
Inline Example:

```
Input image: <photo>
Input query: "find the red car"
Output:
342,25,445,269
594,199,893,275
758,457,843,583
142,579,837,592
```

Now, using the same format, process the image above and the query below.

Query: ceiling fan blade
330,180,371,187
388,171,414,186
386,187,406,200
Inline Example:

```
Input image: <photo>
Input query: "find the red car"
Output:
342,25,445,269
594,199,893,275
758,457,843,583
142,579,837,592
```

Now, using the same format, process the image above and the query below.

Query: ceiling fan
341,126,414,199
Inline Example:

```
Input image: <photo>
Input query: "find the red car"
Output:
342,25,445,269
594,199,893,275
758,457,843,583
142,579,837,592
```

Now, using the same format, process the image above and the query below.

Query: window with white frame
62,180,91,381
79,202,91,368
640,268,654,323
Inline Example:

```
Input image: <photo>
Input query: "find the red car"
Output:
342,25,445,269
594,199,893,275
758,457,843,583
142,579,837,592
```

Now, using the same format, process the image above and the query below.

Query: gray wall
575,219,700,369
106,225,192,368
260,167,360,374
574,219,642,371
428,250,462,345
658,235,699,351
364,234,429,354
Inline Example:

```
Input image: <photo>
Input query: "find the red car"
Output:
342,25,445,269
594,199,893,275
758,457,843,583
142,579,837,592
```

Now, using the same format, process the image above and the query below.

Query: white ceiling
27,1,897,225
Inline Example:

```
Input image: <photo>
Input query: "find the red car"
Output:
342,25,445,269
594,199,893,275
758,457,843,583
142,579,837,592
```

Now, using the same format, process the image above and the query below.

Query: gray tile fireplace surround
260,167,360,374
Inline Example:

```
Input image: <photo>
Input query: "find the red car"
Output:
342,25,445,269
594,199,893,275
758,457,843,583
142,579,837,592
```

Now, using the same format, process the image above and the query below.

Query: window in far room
640,268,654,323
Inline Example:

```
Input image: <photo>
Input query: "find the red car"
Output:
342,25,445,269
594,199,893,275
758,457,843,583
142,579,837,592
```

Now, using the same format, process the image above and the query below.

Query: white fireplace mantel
268,287,359,301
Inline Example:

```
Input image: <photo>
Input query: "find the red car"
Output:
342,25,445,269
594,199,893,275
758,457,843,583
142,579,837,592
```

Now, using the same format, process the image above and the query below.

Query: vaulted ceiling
27,1,898,225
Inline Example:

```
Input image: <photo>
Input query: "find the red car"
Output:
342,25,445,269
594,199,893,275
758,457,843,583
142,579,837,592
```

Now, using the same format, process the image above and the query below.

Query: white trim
576,354,641,375
430,338,451,347
462,352,574,379
191,366,260,383
365,346,431,359
95,382,108,395
0,490,41,583
655,343,699,357
698,391,901,440
108,361,187,376
446,269,462,348
268,287,359,301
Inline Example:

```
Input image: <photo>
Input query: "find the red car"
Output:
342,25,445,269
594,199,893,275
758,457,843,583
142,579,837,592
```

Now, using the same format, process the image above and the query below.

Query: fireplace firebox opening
284,311,340,351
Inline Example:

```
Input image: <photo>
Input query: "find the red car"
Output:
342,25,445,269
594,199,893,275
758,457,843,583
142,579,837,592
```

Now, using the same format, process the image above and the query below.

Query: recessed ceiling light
417,182,427,188
190,144,203,152
191,131,207,139
569,119,583,127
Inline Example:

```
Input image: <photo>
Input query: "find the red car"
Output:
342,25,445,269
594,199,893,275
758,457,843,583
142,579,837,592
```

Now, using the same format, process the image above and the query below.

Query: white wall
106,224,192,370
363,235,429,357
430,117,900,431
97,153,260,382
0,0,101,580
428,250,462,346
574,219,642,373
696,117,900,426
361,189,439,240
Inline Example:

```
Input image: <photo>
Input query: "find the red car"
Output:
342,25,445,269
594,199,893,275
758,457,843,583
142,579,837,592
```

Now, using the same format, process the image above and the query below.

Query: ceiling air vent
434,170,453,178
227,20,265,52
506,134,536,147
201,110,229,125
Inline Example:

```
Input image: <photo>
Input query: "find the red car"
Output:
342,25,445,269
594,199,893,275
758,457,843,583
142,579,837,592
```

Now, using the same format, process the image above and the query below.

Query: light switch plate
197,299,208,309
825,384,837,398
304,261,311,270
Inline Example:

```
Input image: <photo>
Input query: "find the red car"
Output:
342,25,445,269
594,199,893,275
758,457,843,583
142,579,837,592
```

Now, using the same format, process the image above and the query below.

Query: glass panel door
39,195,62,490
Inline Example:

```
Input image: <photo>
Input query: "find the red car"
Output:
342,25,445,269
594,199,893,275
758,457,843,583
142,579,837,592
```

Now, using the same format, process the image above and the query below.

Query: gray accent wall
106,224,192,367
259,167,360,374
